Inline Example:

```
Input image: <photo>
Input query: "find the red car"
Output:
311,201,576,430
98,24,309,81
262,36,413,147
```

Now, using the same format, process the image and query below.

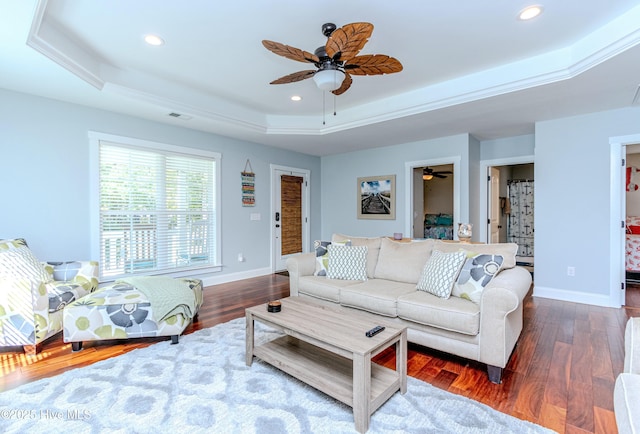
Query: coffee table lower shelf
253,335,401,412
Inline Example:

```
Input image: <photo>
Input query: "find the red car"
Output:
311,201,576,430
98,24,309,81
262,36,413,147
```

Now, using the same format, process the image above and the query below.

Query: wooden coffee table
246,296,407,433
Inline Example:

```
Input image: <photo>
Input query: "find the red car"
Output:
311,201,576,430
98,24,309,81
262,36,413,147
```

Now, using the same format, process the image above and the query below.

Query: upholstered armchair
0,239,98,355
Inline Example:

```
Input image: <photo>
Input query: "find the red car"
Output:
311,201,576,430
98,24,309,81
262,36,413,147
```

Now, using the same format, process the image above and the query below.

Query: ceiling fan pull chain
322,91,326,125
333,93,337,117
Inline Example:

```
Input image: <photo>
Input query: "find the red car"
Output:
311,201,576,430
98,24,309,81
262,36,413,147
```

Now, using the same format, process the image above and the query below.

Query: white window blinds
98,141,218,279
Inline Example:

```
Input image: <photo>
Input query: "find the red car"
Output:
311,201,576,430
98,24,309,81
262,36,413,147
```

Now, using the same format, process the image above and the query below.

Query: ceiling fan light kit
313,69,345,91
262,21,402,95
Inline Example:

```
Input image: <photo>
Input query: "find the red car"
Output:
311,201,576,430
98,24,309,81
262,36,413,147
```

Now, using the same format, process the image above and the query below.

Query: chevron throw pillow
326,244,367,281
416,250,466,298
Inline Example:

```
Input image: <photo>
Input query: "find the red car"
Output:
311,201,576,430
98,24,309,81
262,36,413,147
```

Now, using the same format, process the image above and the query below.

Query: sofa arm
478,266,532,368
286,252,316,296
624,317,640,374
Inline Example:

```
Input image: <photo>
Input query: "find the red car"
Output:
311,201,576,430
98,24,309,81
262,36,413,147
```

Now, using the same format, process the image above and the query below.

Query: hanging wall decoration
241,159,255,206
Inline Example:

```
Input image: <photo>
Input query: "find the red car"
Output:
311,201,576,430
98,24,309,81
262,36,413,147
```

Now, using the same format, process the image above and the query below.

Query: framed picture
357,175,396,220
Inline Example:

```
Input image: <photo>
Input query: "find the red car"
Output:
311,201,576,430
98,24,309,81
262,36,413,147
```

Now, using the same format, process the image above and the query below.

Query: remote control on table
365,325,385,337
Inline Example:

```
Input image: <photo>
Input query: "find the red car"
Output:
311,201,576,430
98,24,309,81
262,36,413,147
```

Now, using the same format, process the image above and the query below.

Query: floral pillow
452,252,504,304
313,239,351,276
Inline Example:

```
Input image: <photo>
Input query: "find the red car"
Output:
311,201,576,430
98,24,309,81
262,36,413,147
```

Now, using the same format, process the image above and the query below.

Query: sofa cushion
434,240,519,269
452,252,504,303
416,250,466,298
326,244,368,281
298,276,359,303
397,290,480,336
332,234,381,278
313,239,351,276
340,280,416,317
374,238,435,284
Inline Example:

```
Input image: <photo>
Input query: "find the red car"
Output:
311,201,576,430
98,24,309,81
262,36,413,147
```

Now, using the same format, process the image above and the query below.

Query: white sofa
614,317,640,433
286,234,533,383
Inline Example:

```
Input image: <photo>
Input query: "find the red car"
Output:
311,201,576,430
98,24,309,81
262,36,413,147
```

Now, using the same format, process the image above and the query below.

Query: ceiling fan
423,167,452,180
262,22,403,95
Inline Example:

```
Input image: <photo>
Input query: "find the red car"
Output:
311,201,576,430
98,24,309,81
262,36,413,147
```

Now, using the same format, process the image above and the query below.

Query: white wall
320,134,472,239
0,89,321,283
534,106,640,306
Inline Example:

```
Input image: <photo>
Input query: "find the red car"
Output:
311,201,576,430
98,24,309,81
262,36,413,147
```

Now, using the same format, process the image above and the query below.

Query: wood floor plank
0,274,633,434
544,341,571,408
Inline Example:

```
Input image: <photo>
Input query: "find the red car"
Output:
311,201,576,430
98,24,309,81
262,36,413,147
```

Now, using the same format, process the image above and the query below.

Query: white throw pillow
416,250,466,298
326,244,368,281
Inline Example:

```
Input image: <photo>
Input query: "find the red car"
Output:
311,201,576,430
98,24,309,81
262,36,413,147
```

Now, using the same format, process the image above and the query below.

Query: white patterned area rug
0,318,555,434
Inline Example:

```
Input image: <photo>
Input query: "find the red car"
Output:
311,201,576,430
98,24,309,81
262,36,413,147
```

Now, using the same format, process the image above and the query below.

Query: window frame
89,132,222,282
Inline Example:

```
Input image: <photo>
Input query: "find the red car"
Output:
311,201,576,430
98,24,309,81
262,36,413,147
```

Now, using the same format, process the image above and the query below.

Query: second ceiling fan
423,167,452,180
262,22,403,95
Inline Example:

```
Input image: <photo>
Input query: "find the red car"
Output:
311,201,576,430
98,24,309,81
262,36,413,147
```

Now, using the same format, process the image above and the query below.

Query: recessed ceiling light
518,5,543,21
144,34,165,46
291,95,302,101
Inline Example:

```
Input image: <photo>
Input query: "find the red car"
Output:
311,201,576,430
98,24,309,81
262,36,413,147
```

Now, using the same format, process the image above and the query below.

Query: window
90,133,221,280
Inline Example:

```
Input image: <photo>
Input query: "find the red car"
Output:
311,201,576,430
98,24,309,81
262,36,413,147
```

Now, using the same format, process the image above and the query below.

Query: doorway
624,144,640,308
418,164,454,239
271,165,310,272
405,158,460,240
481,158,534,274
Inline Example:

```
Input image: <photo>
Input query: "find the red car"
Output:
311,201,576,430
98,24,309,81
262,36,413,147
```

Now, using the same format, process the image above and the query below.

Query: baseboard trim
200,267,274,287
533,285,619,308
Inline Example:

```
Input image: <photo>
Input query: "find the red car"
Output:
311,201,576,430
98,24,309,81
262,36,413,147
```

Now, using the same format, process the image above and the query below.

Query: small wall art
242,159,255,207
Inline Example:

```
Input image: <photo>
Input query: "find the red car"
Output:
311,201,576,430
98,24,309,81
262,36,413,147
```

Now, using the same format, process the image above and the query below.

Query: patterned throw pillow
452,253,504,304
313,240,351,276
416,250,466,298
326,244,367,281
0,240,50,283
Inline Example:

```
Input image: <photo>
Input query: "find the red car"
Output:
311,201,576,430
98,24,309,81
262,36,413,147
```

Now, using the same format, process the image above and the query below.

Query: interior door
273,169,307,271
489,167,501,243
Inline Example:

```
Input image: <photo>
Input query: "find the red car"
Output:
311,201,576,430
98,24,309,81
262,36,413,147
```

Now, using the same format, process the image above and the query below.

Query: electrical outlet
238,253,245,262
567,266,575,276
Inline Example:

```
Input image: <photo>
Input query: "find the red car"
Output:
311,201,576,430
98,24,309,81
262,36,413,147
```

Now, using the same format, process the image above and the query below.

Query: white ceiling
2,0,640,156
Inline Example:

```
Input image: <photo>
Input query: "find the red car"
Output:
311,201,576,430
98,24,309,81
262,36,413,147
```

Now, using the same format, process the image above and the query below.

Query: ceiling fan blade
262,40,319,64
269,70,316,85
434,173,447,178
331,72,352,96
325,22,373,61
345,55,403,76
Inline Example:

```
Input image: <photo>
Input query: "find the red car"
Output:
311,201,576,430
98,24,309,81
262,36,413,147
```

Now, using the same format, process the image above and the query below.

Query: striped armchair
0,239,98,355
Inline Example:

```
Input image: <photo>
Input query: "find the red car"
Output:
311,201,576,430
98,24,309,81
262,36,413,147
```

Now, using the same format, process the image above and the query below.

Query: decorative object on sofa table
457,223,473,243
393,232,403,240
357,174,396,220
241,159,255,207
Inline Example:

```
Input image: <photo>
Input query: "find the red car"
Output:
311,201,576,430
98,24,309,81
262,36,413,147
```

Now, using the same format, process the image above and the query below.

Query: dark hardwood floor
1,273,636,434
